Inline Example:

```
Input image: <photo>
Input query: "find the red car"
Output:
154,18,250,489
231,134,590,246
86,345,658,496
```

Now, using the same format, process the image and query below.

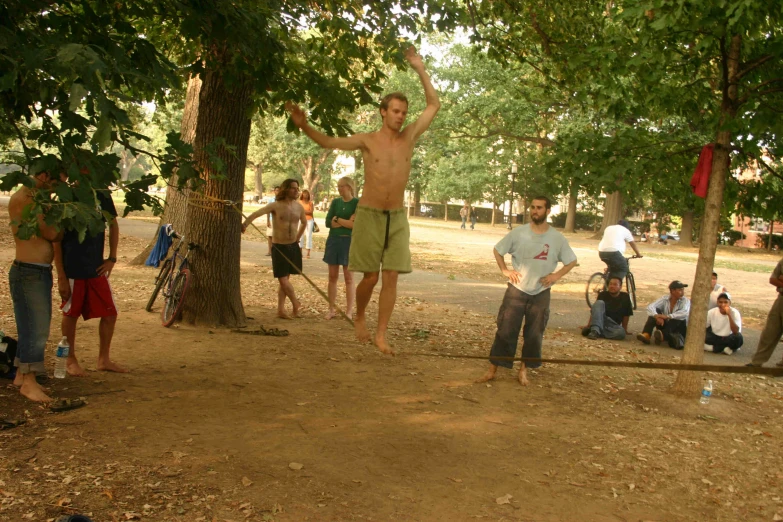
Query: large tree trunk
119,149,139,182
769,221,774,251
413,183,421,217
591,191,623,239
679,210,695,247
443,201,448,221
301,150,331,195
671,34,740,396
564,180,579,233
491,203,497,226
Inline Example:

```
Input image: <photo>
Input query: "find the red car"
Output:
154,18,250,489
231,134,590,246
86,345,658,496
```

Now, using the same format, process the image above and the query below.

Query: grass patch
642,251,771,274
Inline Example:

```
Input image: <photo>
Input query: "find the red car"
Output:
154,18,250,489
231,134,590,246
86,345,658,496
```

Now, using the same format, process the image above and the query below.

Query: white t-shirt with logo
495,224,577,296
706,306,742,336
598,224,634,253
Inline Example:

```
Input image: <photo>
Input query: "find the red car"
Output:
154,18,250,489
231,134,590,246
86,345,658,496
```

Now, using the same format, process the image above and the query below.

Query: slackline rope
405,352,783,376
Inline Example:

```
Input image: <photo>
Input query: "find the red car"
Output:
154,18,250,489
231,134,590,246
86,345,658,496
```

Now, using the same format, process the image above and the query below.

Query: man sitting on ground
581,276,633,340
708,271,728,310
705,292,743,355
637,280,690,349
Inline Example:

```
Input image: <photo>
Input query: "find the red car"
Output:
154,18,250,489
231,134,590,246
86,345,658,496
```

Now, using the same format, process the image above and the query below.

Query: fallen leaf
289,462,304,470
495,494,513,505
772,514,782,521
242,476,253,487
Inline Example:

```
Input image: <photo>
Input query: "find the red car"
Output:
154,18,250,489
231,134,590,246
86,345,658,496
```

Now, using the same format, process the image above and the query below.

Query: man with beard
476,196,578,386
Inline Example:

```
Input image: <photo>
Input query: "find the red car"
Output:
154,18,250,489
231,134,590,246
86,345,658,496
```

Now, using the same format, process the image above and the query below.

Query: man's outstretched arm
403,46,440,141
286,102,366,151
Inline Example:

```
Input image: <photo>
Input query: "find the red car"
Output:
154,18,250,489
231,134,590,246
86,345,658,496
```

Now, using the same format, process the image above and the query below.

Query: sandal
50,398,87,413
0,418,26,430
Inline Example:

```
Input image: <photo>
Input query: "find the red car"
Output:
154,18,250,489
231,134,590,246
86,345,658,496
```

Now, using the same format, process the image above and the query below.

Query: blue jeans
461,216,467,229
589,300,626,339
598,250,629,285
470,216,476,229
9,263,53,374
489,285,550,369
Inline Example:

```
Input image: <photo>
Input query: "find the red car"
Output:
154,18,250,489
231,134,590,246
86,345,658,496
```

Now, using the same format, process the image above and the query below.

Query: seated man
708,271,728,310
598,220,642,284
637,280,690,349
704,292,743,355
581,276,633,340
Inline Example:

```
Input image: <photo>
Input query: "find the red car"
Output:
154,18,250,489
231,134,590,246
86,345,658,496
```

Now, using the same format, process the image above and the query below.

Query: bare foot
67,359,88,377
354,317,371,343
517,367,529,386
375,333,396,356
97,359,129,373
475,366,497,383
13,371,24,387
277,311,292,320
324,310,336,320
19,375,52,403
292,300,302,318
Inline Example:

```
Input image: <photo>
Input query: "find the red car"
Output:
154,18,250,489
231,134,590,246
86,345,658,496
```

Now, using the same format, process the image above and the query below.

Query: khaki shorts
349,206,411,274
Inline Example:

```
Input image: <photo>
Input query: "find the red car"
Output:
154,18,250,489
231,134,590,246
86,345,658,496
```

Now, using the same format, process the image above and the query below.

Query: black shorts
271,242,302,278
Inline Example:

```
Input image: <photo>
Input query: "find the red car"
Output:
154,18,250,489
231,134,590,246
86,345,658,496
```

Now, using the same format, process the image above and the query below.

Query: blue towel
145,225,173,267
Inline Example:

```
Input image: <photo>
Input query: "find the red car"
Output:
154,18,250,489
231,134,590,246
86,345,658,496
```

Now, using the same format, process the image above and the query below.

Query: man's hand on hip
540,273,559,288
502,269,522,285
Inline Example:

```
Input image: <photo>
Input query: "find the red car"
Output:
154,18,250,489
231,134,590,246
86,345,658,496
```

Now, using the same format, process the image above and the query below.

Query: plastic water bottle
700,380,713,404
54,337,69,379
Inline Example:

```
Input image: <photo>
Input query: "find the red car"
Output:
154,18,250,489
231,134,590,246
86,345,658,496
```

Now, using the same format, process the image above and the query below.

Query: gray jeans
489,285,550,369
598,250,629,285
589,300,626,339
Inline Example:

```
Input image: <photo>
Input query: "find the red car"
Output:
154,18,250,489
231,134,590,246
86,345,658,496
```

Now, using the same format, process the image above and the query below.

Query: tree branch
447,128,555,147
736,54,775,81
734,147,783,183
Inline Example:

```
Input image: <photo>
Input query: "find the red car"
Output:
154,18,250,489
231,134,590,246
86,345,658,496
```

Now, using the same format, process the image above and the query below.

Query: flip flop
50,398,86,413
0,418,26,430
56,516,94,522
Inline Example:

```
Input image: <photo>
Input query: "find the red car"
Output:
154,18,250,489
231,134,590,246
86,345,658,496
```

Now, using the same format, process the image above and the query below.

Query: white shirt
708,284,727,310
706,306,741,336
598,225,634,253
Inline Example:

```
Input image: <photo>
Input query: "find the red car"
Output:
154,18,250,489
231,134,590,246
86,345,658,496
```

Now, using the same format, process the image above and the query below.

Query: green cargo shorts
348,206,412,274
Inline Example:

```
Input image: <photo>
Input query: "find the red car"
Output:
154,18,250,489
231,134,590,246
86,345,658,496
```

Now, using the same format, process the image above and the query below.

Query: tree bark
564,180,578,233
590,191,623,239
254,163,263,198
444,201,448,221
679,210,695,247
671,34,741,396
413,183,421,217
768,221,774,251
491,203,497,226
119,149,139,182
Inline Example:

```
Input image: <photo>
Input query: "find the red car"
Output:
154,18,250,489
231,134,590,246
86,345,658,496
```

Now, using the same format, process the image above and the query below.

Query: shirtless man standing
242,178,307,319
8,172,63,402
287,46,440,354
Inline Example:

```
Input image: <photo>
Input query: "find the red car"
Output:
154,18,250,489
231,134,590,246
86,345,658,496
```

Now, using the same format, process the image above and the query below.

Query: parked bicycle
585,255,640,310
145,226,199,327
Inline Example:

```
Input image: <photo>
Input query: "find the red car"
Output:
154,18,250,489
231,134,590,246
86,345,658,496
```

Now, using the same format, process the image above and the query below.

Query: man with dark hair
708,271,728,310
747,258,783,367
597,219,642,285
704,292,743,355
581,276,633,340
54,188,126,376
286,46,439,355
477,196,578,386
9,171,63,402
243,179,307,319
637,280,690,349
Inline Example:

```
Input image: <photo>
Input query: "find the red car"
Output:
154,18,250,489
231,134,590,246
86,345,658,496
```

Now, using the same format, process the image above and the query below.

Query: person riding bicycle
598,220,642,285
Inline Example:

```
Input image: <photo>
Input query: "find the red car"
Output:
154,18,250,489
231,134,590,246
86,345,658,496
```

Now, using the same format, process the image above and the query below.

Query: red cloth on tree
690,144,714,198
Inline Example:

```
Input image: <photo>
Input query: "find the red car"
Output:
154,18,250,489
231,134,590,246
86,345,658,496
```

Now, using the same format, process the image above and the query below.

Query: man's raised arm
403,46,440,141
286,102,365,151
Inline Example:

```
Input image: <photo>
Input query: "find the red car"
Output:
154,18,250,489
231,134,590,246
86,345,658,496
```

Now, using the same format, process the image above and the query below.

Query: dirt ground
2,214,783,522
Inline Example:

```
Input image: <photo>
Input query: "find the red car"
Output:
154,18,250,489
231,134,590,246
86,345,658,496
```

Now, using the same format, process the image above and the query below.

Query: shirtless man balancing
287,46,440,354
8,172,63,402
242,178,307,319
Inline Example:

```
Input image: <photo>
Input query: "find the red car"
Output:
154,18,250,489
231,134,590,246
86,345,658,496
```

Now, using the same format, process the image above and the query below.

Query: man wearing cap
598,220,642,285
747,257,783,367
704,292,743,355
637,281,690,349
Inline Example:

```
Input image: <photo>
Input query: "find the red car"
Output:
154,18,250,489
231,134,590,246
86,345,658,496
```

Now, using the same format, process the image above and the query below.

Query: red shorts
61,276,118,320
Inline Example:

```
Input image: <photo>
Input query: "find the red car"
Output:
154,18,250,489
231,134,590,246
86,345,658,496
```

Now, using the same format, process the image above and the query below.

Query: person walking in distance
9,171,63,402
299,189,315,259
287,45,440,354
747,257,783,367
476,196,578,386
323,177,359,319
242,179,307,319
470,205,478,230
460,203,469,229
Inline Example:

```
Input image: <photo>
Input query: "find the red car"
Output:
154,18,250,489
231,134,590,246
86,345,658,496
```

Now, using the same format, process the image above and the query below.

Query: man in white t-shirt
708,271,728,310
704,292,743,355
476,196,578,386
598,220,643,285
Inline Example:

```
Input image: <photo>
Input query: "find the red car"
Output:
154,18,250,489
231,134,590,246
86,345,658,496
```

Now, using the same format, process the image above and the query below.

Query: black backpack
0,336,18,379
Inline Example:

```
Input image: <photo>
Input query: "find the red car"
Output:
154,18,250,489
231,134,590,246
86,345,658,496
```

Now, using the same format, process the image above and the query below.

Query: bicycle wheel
161,268,191,327
626,272,637,310
145,259,172,312
585,272,607,309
